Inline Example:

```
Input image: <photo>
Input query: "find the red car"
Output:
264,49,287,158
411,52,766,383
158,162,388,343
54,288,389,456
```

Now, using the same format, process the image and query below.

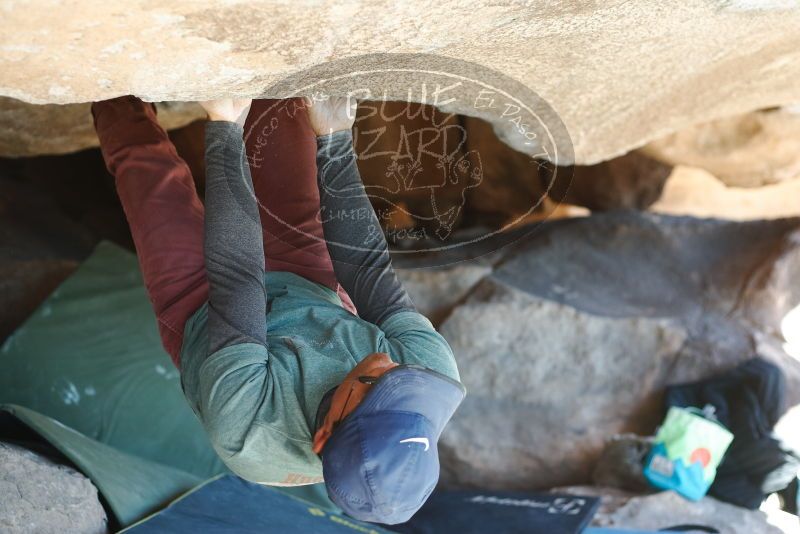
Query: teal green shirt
180,271,459,486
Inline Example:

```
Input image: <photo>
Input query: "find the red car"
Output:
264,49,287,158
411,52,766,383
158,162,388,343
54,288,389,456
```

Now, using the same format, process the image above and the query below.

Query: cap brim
350,365,465,437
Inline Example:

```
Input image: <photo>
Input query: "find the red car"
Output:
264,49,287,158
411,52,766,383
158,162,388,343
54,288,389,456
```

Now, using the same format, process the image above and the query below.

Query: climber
90,95,465,524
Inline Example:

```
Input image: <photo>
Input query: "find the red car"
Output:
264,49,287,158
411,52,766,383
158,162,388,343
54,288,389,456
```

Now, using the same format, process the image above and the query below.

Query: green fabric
180,270,459,486
0,241,224,479
0,241,340,526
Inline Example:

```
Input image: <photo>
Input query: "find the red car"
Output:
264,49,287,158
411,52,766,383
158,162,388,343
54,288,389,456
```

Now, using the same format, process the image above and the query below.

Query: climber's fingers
199,98,253,126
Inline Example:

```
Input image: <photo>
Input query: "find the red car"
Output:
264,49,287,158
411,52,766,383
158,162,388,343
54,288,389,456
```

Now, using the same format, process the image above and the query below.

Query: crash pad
121,474,391,534
0,241,223,478
584,529,716,533
392,490,599,534
0,241,337,526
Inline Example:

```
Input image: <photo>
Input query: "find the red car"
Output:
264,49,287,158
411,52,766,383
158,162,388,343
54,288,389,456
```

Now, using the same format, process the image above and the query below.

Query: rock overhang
2,1,800,160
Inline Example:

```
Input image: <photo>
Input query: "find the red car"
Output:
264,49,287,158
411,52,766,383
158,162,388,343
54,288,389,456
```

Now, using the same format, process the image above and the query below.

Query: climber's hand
199,99,252,127
304,95,357,137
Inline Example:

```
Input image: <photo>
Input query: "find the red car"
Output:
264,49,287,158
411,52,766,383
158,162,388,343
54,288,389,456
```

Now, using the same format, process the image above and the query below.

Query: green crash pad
0,241,336,527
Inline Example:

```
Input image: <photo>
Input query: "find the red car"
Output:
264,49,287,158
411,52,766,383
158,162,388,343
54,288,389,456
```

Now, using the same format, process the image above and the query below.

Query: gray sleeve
204,121,267,354
316,129,415,325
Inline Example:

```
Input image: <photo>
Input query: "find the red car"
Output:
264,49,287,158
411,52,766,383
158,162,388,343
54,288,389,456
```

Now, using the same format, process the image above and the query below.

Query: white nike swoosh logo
400,437,430,451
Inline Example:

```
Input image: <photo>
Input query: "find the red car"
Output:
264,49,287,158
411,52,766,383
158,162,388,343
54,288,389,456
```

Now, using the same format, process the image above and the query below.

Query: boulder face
2,1,800,163
0,442,107,534
398,212,800,490
651,166,800,221
0,98,205,158
439,280,687,489
644,107,800,188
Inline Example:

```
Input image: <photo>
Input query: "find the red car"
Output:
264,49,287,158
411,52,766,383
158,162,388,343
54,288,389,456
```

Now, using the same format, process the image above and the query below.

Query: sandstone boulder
422,212,800,490
439,278,687,489
0,442,107,534
2,2,800,163
0,98,205,158
396,263,492,326
651,166,800,221
644,107,800,188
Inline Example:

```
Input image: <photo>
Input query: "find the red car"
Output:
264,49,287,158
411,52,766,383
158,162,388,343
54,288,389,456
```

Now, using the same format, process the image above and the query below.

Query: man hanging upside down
91,95,465,524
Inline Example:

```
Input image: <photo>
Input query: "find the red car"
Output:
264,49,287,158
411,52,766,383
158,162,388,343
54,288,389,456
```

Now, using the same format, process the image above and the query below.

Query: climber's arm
313,100,415,326
193,99,276,458
310,98,460,385
201,99,268,354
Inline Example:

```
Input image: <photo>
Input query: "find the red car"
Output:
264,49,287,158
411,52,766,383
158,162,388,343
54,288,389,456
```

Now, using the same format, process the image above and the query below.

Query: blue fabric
122,474,393,533
390,490,599,534
323,366,465,524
